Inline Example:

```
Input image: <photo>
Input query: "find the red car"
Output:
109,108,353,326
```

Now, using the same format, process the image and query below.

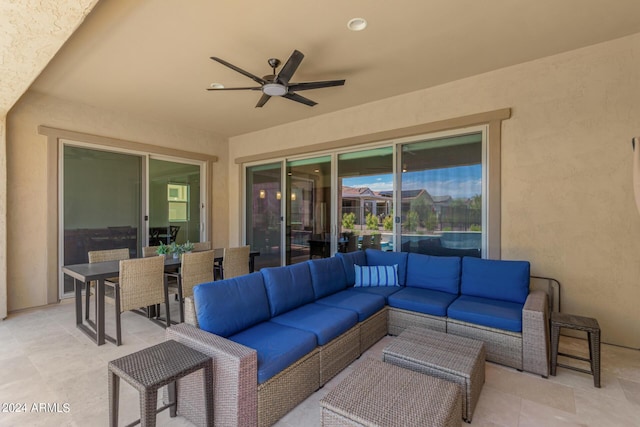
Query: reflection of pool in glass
401,231,481,250
438,231,482,249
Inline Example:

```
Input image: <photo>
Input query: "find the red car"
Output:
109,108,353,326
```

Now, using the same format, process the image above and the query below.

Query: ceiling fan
207,50,345,108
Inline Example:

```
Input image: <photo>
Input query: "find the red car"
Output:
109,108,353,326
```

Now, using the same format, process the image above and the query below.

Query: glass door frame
58,140,207,299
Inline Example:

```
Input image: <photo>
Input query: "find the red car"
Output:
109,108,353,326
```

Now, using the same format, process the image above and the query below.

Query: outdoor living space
3,2,640,427
0,300,638,426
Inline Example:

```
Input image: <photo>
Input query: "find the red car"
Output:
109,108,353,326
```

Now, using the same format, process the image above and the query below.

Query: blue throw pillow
354,264,399,287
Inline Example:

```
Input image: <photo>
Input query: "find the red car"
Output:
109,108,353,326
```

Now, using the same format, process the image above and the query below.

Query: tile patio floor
0,299,638,426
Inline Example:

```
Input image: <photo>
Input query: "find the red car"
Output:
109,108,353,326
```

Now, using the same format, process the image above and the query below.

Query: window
168,183,189,221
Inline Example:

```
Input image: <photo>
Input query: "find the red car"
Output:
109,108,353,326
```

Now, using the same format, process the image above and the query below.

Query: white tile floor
0,299,638,426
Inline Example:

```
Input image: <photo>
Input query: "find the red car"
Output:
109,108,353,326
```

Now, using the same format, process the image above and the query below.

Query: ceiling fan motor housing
263,83,287,96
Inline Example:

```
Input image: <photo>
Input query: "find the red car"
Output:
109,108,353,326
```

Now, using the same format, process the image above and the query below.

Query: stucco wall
6,91,228,311
0,116,6,319
229,33,640,348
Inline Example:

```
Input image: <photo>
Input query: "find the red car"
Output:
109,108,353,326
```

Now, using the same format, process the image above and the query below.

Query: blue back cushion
365,249,409,286
261,263,315,317
307,257,348,299
194,272,270,337
461,257,530,304
354,264,399,287
336,251,367,285
406,253,460,294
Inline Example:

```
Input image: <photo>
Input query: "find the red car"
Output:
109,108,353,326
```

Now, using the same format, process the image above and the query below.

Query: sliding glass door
62,145,142,294
338,147,394,253
398,132,484,257
148,158,202,246
246,163,283,270
286,156,332,265
61,143,207,297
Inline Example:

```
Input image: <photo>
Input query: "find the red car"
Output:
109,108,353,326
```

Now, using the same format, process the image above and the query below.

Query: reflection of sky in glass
343,164,481,199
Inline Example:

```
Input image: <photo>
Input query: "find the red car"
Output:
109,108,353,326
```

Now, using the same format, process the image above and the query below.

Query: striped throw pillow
354,264,399,287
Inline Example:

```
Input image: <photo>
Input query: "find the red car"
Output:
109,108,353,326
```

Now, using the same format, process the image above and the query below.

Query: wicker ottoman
383,327,485,423
320,358,461,427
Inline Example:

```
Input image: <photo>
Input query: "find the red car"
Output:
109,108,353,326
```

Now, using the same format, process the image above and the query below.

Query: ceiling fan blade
255,94,271,108
287,79,346,91
210,57,267,85
206,87,262,91
283,92,317,107
277,50,304,85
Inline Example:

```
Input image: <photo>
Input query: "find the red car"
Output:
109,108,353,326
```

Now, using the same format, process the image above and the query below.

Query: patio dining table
62,257,180,346
62,250,260,345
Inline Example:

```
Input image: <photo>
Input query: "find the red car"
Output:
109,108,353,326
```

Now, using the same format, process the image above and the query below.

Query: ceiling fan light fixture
209,83,224,89
347,17,367,31
263,83,287,96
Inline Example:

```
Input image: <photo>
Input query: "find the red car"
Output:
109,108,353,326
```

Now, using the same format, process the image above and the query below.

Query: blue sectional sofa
166,249,550,427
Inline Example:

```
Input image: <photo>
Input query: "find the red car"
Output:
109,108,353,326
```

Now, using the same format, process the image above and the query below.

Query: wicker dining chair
142,246,160,257
221,245,250,279
86,248,130,321
193,241,212,252
105,256,169,345
166,250,215,323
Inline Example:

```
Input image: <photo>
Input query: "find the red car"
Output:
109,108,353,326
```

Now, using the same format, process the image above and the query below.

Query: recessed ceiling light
347,17,367,31
209,83,224,89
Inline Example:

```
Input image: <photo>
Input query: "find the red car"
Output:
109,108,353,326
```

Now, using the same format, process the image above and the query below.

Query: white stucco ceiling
5,1,640,137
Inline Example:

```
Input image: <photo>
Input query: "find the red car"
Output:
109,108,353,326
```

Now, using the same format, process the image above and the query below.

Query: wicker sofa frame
170,300,389,427
388,289,549,374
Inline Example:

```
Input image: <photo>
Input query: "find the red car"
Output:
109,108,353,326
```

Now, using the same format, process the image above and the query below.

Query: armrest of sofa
522,290,550,377
166,323,258,427
184,296,199,327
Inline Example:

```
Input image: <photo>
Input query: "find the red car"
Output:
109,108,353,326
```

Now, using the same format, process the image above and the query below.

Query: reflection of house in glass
376,189,479,232
341,186,393,226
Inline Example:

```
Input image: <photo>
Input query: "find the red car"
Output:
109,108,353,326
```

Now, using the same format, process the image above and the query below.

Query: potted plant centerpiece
156,242,170,257
169,242,183,259
182,241,195,253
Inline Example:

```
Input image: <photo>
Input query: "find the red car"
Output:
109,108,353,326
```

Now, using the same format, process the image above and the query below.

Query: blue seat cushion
270,303,358,345
336,251,367,285
387,287,458,317
447,295,524,332
307,257,348,299
229,321,317,384
365,249,408,286
461,257,530,304
406,253,460,294
349,285,402,303
194,272,270,337
316,289,385,321
261,262,315,317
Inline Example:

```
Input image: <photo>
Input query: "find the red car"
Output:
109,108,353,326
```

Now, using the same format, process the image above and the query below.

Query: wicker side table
383,327,485,423
108,339,214,427
550,312,601,388
320,358,461,427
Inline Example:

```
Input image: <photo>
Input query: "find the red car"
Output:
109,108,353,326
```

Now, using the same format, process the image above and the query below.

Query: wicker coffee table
108,339,214,427
383,327,485,423
320,358,461,427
